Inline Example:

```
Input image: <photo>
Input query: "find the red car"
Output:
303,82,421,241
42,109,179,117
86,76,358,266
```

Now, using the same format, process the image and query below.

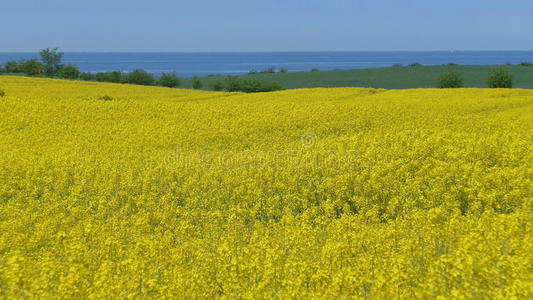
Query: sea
1,51,532,78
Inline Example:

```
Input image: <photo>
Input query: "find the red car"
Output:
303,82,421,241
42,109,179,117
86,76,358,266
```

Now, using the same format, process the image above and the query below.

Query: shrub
225,77,283,93
21,59,45,75
39,47,63,76
80,72,96,81
409,62,422,67
505,62,513,66
99,95,113,101
436,71,463,88
224,77,240,91
126,69,155,85
310,68,320,72
108,71,125,83
3,61,22,73
280,67,288,73
0,90,4,97
447,62,458,66
95,72,109,82
392,64,403,68
212,80,224,91
158,72,180,88
519,62,533,66
487,68,513,88
58,64,80,79
250,67,277,74
92,71,125,83
192,76,203,89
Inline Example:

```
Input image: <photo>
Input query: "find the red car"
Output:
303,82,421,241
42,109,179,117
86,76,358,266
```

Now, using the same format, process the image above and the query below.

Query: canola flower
0,76,532,299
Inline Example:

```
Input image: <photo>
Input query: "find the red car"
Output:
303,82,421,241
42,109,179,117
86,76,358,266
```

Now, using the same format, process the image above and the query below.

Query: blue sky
1,0,532,52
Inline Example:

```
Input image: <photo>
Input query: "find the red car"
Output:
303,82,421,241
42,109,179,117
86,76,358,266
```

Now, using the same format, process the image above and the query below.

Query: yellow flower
0,76,531,298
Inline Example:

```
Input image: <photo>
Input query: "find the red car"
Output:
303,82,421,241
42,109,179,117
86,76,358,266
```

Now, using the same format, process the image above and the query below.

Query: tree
80,72,96,81
3,61,22,73
108,71,125,83
212,80,224,91
487,68,513,88
158,72,180,87
94,71,124,83
192,76,203,89
126,69,155,85
58,64,80,79
436,71,463,88
40,47,63,76
224,77,283,93
95,72,109,82
21,59,45,75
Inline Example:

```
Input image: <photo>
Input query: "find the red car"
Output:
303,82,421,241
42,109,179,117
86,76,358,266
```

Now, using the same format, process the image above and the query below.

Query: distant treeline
0,48,283,93
3,48,531,92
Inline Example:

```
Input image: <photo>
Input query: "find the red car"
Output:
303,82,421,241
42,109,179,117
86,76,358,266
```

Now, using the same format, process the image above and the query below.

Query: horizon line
1,50,533,54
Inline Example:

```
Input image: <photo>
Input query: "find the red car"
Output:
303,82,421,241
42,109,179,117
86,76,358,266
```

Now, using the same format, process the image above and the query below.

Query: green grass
3,64,532,91
180,65,533,90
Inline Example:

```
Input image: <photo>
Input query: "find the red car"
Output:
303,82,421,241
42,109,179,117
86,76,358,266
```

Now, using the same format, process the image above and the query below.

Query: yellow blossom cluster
0,76,531,298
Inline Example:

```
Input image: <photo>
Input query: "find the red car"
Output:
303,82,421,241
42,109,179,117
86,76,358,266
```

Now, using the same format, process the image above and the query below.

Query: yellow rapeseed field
0,76,532,299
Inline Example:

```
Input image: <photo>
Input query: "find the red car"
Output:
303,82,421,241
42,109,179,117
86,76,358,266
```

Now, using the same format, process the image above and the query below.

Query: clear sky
1,0,532,52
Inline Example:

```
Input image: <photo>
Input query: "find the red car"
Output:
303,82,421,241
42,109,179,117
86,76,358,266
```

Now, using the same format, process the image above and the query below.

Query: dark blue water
1,51,532,78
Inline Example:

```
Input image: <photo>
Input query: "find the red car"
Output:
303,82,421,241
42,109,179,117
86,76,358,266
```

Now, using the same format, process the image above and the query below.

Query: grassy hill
181,65,533,90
